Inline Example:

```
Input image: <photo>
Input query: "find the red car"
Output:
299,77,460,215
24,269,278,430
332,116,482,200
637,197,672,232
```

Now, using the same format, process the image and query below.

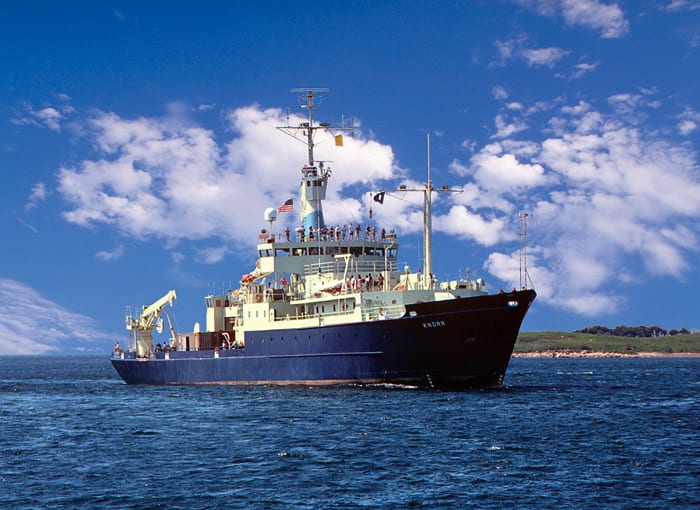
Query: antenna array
517,212,532,289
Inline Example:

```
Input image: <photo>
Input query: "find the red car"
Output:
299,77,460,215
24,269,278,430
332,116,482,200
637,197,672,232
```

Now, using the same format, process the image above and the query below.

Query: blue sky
2,0,699,354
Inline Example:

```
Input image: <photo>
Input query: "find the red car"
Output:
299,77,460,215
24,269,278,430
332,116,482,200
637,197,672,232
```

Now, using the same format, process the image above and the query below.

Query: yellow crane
125,290,177,357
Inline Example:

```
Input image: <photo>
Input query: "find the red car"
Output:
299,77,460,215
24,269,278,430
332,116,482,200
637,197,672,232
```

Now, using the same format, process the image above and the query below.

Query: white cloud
471,142,551,191
568,61,599,80
11,103,74,132
677,107,700,135
434,206,510,246
560,0,629,38
515,0,629,39
95,244,125,261
561,100,592,116
50,97,700,320
0,278,110,354
520,47,570,68
56,105,401,258
492,85,509,100
492,36,569,69
492,114,529,139
530,121,699,301
493,38,522,64
439,93,700,317
607,92,660,115
24,182,47,212
662,0,700,12
678,119,698,135
200,245,229,264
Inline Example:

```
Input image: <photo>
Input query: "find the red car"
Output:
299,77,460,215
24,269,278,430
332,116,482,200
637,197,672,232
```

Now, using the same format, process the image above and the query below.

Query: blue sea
1,356,698,509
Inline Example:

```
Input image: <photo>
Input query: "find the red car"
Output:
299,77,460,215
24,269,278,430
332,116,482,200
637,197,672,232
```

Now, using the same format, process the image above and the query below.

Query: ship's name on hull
422,320,446,328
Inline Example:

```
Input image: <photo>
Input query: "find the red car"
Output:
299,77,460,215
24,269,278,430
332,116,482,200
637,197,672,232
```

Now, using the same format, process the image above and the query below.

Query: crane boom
126,290,177,357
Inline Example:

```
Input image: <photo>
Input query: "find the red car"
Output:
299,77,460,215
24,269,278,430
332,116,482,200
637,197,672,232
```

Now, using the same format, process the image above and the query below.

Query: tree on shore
575,325,691,337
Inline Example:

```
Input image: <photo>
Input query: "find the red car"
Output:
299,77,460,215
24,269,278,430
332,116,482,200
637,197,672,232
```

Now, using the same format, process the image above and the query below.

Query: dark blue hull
111,289,535,389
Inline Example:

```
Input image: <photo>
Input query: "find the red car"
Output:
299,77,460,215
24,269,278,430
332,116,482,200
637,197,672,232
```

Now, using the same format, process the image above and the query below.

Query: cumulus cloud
566,60,600,80
434,206,511,246
56,105,401,258
11,103,74,132
492,114,529,139
0,278,111,354
515,0,629,39
607,90,661,115
520,47,570,68
439,91,700,315
677,106,700,135
492,86,509,100
470,143,551,192
560,0,629,38
50,96,700,320
95,244,125,261
493,36,569,69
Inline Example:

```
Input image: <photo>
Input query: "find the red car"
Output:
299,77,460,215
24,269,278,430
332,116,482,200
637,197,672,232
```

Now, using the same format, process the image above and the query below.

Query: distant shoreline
512,351,700,358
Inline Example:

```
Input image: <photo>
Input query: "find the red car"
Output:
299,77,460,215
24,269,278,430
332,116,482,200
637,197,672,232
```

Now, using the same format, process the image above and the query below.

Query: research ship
111,89,536,389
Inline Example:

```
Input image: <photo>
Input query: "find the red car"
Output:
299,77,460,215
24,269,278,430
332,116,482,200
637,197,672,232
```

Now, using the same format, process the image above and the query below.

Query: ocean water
0,356,698,509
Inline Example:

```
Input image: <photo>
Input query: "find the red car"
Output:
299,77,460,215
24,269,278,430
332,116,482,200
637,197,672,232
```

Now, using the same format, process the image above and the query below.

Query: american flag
277,198,293,213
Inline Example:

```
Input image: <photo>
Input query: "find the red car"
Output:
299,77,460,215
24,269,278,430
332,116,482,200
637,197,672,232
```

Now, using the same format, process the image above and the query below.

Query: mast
297,88,322,166
517,211,532,289
277,89,353,233
424,132,433,288
378,131,461,289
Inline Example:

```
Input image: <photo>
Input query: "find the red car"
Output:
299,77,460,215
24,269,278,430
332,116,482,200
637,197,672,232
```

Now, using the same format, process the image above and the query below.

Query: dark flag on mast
277,198,293,213
370,191,385,219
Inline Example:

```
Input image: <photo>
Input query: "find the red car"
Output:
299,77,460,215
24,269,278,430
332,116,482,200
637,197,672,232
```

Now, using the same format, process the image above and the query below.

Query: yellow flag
334,134,344,146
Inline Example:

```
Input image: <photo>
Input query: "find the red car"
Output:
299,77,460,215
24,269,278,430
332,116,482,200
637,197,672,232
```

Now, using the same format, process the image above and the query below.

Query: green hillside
515,331,700,354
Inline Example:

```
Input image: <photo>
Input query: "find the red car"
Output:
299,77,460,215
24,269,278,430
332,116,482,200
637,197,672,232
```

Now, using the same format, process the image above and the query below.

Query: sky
1,0,699,354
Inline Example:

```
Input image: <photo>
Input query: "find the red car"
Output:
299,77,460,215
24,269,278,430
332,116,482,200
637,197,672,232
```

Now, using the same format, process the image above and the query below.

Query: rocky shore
512,351,700,358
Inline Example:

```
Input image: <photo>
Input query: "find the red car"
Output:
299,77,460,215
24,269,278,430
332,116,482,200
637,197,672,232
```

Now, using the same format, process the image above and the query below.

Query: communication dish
264,208,278,222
